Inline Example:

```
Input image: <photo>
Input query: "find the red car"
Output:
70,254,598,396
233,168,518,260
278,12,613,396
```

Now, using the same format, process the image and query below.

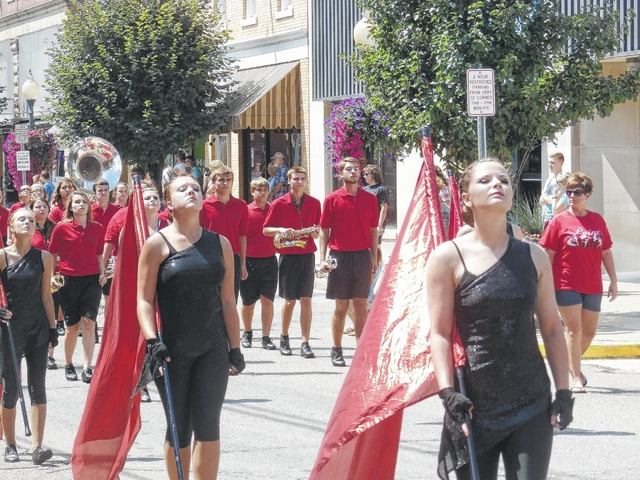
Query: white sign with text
15,124,29,144
467,69,496,116
16,151,31,171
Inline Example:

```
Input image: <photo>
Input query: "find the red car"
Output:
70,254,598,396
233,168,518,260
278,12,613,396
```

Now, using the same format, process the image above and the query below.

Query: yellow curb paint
539,344,640,359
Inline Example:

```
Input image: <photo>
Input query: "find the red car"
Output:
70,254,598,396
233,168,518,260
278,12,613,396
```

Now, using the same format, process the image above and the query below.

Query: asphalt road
1,286,639,479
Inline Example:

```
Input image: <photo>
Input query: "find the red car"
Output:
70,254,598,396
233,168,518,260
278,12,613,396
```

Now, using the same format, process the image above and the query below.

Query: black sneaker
261,336,276,350
47,357,57,370
32,446,52,465
4,444,18,463
81,368,93,384
331,347,346,367
140,388,152,403
65,364,78,381
56,321,65,336
280,335,292,356
300,342,315,359
241,330,252,348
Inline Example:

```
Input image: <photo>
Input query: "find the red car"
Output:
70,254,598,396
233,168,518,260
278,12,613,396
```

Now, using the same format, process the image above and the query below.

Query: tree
353,0,640,176
46,0,233,167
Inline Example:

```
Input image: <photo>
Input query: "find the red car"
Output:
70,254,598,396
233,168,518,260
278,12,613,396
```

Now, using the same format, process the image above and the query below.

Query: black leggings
154,342,229,449
1,342,48,409
455,410,554,480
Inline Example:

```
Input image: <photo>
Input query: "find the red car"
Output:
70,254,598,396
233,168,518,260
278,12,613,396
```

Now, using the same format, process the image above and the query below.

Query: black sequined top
156,229,227,362
438,237,551,479
0,247,49,376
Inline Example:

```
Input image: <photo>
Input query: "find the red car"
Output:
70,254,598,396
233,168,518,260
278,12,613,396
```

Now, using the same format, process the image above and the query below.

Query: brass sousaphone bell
66,137,123,193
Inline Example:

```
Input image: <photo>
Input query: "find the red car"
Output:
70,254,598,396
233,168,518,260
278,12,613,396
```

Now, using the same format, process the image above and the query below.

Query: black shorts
240,256,278,305
59,274,102,327
101,277,113,296
53,290,65,316
233,254,241,302
326,249,372,300
279,253,314,300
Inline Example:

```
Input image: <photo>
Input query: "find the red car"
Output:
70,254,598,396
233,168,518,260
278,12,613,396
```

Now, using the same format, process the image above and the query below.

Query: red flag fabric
448,174,464,241
310,132,446,479
71,183,148,479
0,277,7,440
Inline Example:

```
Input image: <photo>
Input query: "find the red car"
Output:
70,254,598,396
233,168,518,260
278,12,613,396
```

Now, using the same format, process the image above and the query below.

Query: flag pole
132,176,184,480
0,282,31,437
419,127,479,480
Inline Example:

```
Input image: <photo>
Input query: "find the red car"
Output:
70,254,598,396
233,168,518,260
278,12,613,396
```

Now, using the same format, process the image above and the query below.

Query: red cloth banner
71,182,148,479
310,132,447,479
448,174,464,241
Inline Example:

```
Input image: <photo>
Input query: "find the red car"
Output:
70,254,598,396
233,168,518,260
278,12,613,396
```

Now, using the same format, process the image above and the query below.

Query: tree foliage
46,0,233,166
354,0,640,172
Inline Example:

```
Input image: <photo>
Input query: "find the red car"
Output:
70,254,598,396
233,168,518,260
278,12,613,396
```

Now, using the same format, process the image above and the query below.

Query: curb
539,344,640,359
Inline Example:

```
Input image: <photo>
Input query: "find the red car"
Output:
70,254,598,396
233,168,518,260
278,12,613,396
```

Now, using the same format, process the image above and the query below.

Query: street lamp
353,11,375,47
21,70,40,130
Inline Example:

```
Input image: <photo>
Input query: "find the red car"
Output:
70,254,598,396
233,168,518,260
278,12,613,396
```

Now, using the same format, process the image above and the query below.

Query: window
276,0,293,19
280,0,293,11
217,0,227,28
215,134,228,165
245,0,256,18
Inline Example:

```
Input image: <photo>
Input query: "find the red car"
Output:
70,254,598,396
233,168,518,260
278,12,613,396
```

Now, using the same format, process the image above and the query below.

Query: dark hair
363,164,383,184
41,171,51,180
92,178,110,193
29,198,55,244
176,151,186,162
52,178,76,207
63,191,94,223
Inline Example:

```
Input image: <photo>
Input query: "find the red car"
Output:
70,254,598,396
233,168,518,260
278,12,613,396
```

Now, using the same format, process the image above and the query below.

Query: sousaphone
66,137,123,193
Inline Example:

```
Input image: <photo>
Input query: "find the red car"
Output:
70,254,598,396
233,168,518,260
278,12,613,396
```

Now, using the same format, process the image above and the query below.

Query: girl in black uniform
137,174,244,480
427,159,573,480
0,208,57,464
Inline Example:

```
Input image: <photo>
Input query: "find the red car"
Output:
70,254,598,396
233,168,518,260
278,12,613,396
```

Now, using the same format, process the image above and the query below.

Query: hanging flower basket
325,97,392,173
3,129,59,188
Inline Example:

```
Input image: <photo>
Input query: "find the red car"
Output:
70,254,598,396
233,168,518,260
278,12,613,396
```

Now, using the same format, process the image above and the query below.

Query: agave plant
510,193,544,242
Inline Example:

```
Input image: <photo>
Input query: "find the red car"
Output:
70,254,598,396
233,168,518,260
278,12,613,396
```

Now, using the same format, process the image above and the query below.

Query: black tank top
438,236,551,477
156,229,226,360
0,248,49,375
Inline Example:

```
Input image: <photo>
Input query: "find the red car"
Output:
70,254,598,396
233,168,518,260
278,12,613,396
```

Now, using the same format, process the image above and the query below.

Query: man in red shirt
199,162,248,300
91,179,119,337
319,157,378,366
240,178,278,350
9,184,32,216
264,166,321,358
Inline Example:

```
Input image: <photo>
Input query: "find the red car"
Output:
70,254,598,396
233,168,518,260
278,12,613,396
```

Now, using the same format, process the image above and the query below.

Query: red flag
0,275,7,441
310,129,446,479
448,174,464,241
71,182,148,479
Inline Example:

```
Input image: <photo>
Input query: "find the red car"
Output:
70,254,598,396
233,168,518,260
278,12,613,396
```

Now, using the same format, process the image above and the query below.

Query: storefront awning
227,61,301,130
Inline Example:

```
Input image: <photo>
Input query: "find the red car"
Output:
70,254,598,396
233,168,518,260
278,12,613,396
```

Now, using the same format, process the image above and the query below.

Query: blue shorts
555,290,602,313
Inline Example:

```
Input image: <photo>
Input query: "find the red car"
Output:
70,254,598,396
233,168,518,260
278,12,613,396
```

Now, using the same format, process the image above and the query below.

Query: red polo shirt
32,229,47,250
264,192,321,255
49,220,105,276
245,202,276,258
320,187,378,252
104,207,128,255
199,195,248,254
92,202,120,230
9,201,27,216
49,203,66,223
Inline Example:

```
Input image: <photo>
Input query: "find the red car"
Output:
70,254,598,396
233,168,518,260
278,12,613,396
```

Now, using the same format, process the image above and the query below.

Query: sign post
466,69,496,160
15,125,31,186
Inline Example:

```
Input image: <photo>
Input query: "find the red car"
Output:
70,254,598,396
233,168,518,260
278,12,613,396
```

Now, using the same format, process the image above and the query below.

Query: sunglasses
363,172,372,176
565,189,585,196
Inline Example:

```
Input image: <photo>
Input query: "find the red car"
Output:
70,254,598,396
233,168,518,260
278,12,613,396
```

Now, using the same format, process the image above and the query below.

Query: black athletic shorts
326,249,372,300
101,277,112,296
279,253,314,300
233,254,241,302
59,274,102,327
240,256,278,305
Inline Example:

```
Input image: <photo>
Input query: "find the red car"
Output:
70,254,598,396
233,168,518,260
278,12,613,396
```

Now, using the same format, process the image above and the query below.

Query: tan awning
227,61,301,130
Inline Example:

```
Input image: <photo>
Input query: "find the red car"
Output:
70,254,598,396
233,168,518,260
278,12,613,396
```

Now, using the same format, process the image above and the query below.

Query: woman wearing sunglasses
539,173,618,393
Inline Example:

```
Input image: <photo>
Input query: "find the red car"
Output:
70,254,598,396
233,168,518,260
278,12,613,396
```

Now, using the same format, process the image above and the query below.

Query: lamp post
22,70,40,130
353,11,375,47
20,70,40,186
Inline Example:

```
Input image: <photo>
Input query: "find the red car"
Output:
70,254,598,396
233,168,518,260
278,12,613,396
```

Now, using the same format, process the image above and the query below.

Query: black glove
146,338,170,378
0,307,9,320
48,328,59,348
550,389,574,429
439,387,473,424
229,348,245,374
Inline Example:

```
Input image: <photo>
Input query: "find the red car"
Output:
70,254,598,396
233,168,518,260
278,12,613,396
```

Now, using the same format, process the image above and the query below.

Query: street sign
15,124,29,144
16,151,31,171
467,69,495,116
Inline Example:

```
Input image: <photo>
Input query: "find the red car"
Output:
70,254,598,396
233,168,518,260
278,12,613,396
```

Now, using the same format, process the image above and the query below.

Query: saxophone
273,226,321,249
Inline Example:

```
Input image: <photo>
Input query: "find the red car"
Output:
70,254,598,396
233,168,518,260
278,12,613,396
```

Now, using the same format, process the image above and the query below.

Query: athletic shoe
56,321,65,336
65,364,78,381
241,330,252,348
141,388,152,403
32,446,52,465
4,444,18,463
47,357,57,370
